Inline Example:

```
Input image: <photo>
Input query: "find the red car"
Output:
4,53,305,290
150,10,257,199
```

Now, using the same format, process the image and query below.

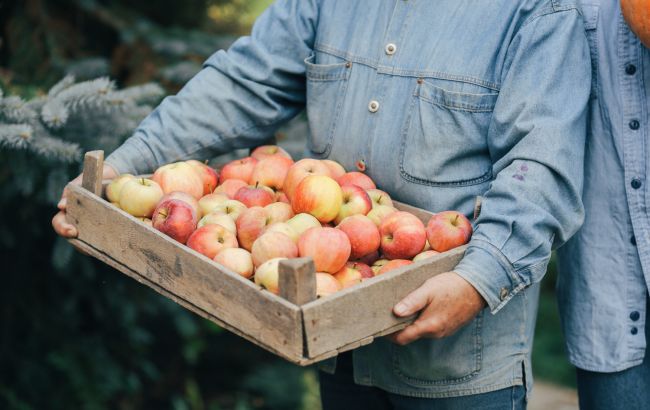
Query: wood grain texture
301,245,466,358
279,258,316,306
81,150,104,196
66,184,305,361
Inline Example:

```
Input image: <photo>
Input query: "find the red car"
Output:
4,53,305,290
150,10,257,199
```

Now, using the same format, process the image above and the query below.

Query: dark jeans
576,297,650,410
319,351,526,410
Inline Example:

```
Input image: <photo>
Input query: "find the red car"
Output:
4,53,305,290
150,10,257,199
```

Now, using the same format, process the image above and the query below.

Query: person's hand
388,271,486,345
51,164,119,238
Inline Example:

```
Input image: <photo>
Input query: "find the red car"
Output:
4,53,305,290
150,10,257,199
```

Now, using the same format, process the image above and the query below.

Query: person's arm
106,0,319,175
392,7,590,343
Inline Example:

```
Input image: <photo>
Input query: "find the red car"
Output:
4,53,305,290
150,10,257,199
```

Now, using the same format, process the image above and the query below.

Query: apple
214,179,248,199
118,178,164,218
337,172,376,190
367,204,398,226
334,184,372,224
355,250,380,266
298,227,351,273
283,159,331,201
198,193,229,216
264,202,294,224
371,259,390,275
211,200,247,221
197,211,237,233
236,206,273,251
379,211,427,260
234,184,275,208
413,250,440,262
137,217,153,227
366,189,394,208
276,191,290,204
186,159,219,195
262,222,299,242
214,248,254,279
152,161,204,199
187,223,238,259
220,156,258,183
152,198,197,244
333,262,374,289
251,232,299,267
160,191,201,218
322,159,346,179
254,257,288,294
426,211,473,252
377,259,413,275
336,215,381,260
316,272,342,297
251,145,292,161
292,175,343,223
286,213,321,237
106,174,135,203
249,156,293,190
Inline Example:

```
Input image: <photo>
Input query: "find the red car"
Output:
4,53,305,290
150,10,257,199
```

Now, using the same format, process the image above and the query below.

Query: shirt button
355,159,366,171
630,311,640,321
626,64,637,75
631,178,643,189
368,100,380,113
385,43,397,55
499,287,509,301
629,120,640,130
631,326,639,335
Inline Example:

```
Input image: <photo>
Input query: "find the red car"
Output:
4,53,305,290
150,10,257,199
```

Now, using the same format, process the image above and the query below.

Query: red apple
292,175,343,223
186,160,219,195
337,172,376,190
187,223,238,259
377,259,413,275
106,174,135,203
214,248,254,279
118,178,164,218
152,162,204,199
366,189,394,208
426,211,473,252
367,205,398,226
197,211,237,233
251,232,299,267
234,184,275,208
283,159,331,201
316,272,342,297
265,202,294,224
336,215,380,260
214,179,248,199
322,159,346,179
254,257,287,294
333,262,374,289
198,193,229,216
152,198,198,243
379,211,426,260
220,156,258,183
413,250,440,262
251,145,292,161
160,191,201,218
249,156,293,190
335,184,372,224
236,206,273,251
298,227,351,273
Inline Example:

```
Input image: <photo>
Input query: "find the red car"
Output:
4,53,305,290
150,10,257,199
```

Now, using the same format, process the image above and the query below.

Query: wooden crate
66,151,466,365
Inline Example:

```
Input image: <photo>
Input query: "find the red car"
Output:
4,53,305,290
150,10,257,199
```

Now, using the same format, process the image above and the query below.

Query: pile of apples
106,145,472,298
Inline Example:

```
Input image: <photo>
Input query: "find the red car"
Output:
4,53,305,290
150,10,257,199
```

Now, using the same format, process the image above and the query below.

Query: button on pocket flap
581,4,599,30
416,80,498,112
304,54,351,81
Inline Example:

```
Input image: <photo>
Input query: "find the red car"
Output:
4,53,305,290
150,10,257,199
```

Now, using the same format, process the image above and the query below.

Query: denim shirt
557,0,650,373
107,0,590,397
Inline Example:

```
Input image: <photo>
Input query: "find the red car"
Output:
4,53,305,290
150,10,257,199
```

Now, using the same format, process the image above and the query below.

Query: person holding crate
53,0,590,408
554,1,650,409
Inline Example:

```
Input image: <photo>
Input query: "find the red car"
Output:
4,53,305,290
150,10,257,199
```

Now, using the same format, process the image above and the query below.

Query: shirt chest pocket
304,53,351,157
399,80,497,187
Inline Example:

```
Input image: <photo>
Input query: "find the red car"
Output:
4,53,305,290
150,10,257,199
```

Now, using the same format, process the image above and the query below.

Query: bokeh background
0,1,574,409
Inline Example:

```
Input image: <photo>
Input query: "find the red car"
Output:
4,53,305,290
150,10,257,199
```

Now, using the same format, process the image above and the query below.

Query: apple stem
453,214,459,226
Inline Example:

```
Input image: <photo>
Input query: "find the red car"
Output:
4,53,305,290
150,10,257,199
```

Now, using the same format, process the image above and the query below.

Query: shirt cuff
453,239,525,314
105,134,159,176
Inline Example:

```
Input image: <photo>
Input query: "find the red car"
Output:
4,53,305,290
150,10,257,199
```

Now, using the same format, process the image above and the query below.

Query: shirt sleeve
105,0,319,174
453,8,591,313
